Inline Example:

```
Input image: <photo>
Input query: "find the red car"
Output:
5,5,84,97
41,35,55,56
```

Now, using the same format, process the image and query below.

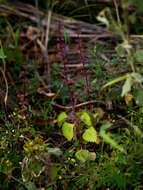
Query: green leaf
79,110,92,126
91,78,97,85
121,76,133,97
62,122,74,141
24,147,30,153
131,72,143,83
75,149,89,162
136,49,143,63
0,48,6,59
47,148,62,156
99,123,125,152
102,74,128,89
82,127,97,142
116,44,125,57
57,112,68,127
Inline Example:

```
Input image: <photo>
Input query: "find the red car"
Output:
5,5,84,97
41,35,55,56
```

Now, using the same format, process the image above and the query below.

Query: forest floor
0,1,143,190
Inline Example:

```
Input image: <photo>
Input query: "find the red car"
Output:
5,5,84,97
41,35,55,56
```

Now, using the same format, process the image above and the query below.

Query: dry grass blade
0,67,8,106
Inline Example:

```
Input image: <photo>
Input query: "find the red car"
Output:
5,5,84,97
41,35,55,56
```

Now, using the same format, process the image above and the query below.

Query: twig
113,0,121,26
0,67,8,106
45,10,52,86
35,71,49,89
51,100,105,110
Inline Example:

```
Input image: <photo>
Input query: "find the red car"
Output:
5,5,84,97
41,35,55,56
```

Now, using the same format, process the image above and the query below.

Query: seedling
57,108,125,162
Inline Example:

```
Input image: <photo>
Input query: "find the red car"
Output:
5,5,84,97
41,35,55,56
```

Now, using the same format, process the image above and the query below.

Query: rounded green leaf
121,76,133,97
116,44,125,57
57,112,68,127
75,149,89,162
82,127,97,142
62,122,74,141
80,111,92,126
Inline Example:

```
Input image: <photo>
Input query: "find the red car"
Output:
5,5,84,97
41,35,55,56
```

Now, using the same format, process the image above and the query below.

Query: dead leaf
125,93,133,105
26,26,38,40
37,88,56,98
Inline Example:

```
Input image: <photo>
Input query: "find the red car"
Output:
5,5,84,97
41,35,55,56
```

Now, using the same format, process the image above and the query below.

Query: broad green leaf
62,122,74,141
75,149,89,162
116,44,125,57
57,112,68,127
99,123,125,152
79,110,92,126
121,76,132,97
47,148,62,156
136,49,143,63
131,72,143,83
82,127,97,142
0,48,6,59
102,74,128,89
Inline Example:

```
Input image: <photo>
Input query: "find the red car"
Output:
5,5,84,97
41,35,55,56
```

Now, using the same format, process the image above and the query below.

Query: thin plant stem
57,20,75,113
113,0,121,27
76,31,90,97
45,10,52,87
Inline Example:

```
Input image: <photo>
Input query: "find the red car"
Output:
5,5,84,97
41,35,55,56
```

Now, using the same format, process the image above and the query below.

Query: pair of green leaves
57,111,98,162
57,111,98,143
57,110,125,163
